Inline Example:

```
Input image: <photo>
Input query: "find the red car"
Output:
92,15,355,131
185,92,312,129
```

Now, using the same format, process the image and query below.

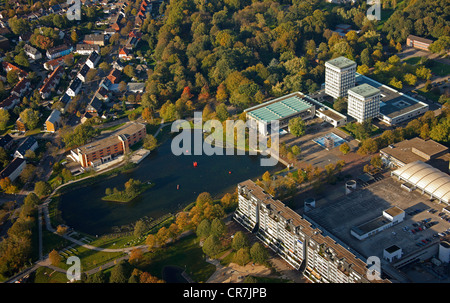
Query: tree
288,117,306,137
215,103,229,122
403,73,417,86
49,249,61,266
129,248,144,265
110,260,132,283
262,171,271,182
416,66,432,80
143,134,157,151
61,168,73,182
250,242,268,265
134,220,147,238
216,83,228,102
176,212,190,231
333,97,347,113
196,218,211,239
70,30,78,44
339,142,350,155
370,155,383,169
156,226,170,246
123,65,136,78
233,247,250,266
141,107,153,123
159,101,180,122
139,272,164,283
0,109,10,130
56,225,68,235
19,109,40,130
210,218,226,238
34,181,52,197
232,231,248,251
145,234,156,251
6,70,19,85
291,145,301,156
202,234,221,257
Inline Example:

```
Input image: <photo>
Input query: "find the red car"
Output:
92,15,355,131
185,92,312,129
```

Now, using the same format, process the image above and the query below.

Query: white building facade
347,84,381,123
325,56,356,99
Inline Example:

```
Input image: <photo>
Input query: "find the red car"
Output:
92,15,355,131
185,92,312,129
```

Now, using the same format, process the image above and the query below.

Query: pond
58,130,284,235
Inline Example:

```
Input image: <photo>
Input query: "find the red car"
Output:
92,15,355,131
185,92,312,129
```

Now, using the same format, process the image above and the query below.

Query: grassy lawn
137,234,216,282
403,56,422,65
100,122,126,132
31,266,70,283
429,61,450,77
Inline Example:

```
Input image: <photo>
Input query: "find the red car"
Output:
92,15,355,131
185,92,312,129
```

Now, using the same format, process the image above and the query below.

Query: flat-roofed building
235,179,390,283
350,206,405,240
244,92,315,135
355,73,429,125
70,122,146,167
347,83,381,123
380,137,449,168
325,56,356,99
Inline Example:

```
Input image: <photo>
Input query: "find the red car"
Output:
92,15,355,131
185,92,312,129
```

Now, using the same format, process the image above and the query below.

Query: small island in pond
102,178,154,203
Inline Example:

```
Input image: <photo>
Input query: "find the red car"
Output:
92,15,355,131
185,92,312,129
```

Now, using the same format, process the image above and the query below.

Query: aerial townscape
0,0,448,293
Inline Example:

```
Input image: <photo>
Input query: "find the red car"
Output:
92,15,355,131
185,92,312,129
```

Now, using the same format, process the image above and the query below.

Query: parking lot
304,176,450,261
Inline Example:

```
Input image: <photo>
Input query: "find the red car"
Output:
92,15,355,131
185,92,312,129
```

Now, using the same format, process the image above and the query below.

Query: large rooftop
348,83,380,99
245,92,313,122
325,56,357,69
355,73,428,119
380,137,448,166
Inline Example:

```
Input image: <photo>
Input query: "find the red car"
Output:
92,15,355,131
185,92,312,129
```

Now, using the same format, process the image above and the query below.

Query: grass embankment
101,180,155,203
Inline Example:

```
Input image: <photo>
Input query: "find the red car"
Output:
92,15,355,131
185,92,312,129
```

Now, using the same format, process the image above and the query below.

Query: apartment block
235,180,390,283
325,56,356,99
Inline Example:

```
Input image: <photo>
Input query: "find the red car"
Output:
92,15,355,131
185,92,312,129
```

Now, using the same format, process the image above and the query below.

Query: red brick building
70,122,146,167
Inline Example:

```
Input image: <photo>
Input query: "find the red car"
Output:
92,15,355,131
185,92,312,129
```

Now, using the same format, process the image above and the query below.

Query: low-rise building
44,53,73,71
84,33,105,46
46,44,73,60
45,109,61,132
0,157,26,181
77,64,90,82
70,122,146,167
406,35,433,51
75,43,100,55
66,77,82,97
86,51,100,69
350,206,405,241
380,137,449,169
24,44,42,60
14,135,38,158
0,134,13,150
39,65,64,99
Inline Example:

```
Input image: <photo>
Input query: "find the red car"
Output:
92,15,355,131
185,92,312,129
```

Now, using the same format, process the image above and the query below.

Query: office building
70,122,146,167
325,56,356,99
347,83,381,123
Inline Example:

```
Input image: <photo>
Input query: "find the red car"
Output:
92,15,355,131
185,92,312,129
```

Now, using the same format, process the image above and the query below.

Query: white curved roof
393,161,450,203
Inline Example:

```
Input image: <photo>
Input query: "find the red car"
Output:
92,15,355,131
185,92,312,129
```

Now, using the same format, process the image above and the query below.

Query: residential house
44,53,73,71
14,135,38,158
107,68,121,84
39,65,64,99
45,109,61,132
0,96,20,110
16,116,27,133
66,77,82,97
75,43,100,55
2,62,28,79
0,157,26,182
118,48,132,60
11,78,31,98
86,51,100,69
24,44,42,60
0,134,13,150
77,64,91,82
84,34,105,46
46,45,73,60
